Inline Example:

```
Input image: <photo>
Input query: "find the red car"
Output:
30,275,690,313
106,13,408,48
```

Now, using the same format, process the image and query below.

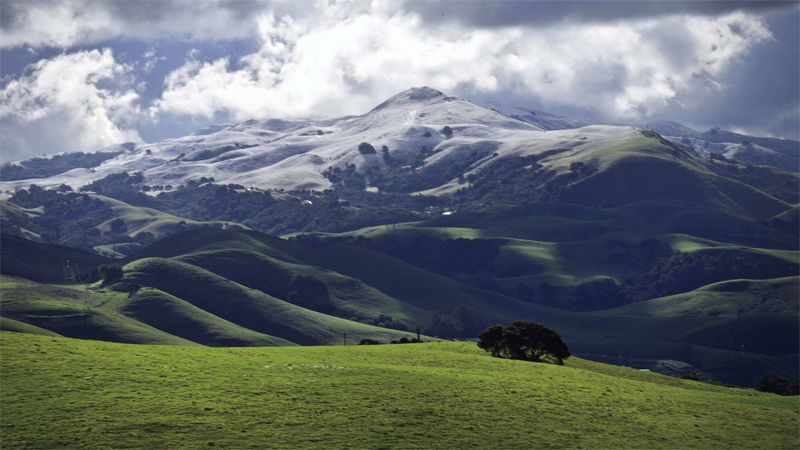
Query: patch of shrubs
0,151,121,181
109,282,141,297
390,337,422,344
360,314,408,331
8,186,116,251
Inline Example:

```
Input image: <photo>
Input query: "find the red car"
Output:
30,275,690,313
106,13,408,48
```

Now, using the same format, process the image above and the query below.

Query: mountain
2,87,797,255
0,87,538,193
2,88,798,199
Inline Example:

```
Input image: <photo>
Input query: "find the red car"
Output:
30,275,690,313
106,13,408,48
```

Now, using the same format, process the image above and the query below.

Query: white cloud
0,49,142,162
151,5,774,124
141,48,166,73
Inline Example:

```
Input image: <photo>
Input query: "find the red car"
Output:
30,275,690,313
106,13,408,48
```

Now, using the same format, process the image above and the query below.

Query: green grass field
1,332,797,449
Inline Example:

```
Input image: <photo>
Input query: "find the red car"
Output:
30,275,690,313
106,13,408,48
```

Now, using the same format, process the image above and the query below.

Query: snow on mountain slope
0,87,546,192
644,126,800,172
2,87,796,194
484,102,799,173
642,121,701,139
481,101,598,130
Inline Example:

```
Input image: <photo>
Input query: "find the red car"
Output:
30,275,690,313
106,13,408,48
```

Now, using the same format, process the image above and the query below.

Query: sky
1,0,798,163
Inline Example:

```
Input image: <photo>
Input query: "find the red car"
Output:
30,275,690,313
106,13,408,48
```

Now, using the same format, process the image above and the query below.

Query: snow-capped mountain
1,87,797,196
0,87,633,192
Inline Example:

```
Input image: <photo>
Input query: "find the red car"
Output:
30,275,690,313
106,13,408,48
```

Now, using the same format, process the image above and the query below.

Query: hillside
1,332,797,450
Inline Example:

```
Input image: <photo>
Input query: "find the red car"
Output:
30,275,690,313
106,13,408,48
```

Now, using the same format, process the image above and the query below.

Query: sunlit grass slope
1,332,797,450
122,258,412,346
92,195,249,240
0,276,194,345
605,277,799,317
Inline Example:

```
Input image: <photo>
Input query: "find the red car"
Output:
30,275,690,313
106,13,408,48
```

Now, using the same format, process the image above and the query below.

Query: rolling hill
2,227,797,386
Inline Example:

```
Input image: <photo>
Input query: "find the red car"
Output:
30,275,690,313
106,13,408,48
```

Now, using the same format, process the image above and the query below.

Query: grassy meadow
1,332,798,449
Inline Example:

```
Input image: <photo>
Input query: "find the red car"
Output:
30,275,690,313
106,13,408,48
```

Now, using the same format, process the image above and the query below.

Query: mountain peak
369,86,451,112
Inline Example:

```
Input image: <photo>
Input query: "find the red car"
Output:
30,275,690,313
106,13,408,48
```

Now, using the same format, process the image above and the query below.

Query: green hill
0,276,196,345
1,332,797,450
92,195,249,241
121,257,410,346
605,277,799,317
0,233,111,281
121,288,297,347
558,135,790,219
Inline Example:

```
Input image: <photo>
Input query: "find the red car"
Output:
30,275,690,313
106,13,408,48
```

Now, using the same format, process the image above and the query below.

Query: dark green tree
754,374,800,396
98,264,124,286
478,321,571,364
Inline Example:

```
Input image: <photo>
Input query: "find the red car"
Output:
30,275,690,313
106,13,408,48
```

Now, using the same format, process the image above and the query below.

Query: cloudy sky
1,0,798,163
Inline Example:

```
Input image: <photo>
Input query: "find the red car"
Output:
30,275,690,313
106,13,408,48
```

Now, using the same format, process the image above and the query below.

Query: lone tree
478,321,571,364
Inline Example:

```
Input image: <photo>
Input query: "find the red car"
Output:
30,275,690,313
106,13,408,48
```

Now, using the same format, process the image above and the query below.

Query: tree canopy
477,321,571,364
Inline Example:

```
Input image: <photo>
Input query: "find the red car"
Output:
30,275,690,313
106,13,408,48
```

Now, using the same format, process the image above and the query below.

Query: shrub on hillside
390,337,421,344
358,142,377,154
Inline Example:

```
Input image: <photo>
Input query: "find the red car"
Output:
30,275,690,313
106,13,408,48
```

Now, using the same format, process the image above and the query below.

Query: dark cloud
0,0,268,31
468,8,799,141
404,0,798,28
688,9,799,139
0,0,282,48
